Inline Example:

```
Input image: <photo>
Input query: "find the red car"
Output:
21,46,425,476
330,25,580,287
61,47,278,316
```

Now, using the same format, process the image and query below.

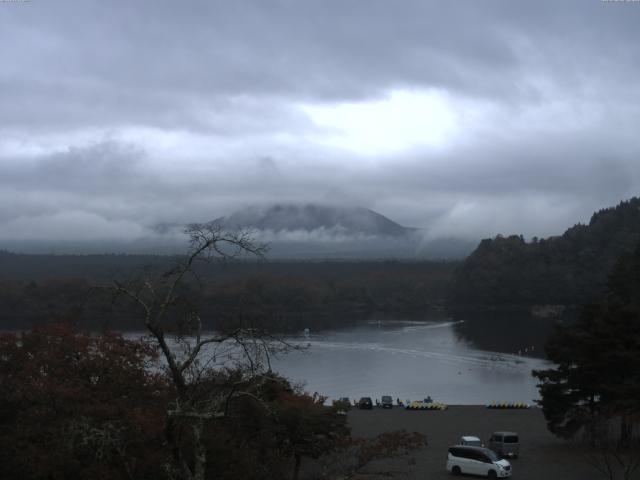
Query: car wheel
451,466,461,476
487,470,497,479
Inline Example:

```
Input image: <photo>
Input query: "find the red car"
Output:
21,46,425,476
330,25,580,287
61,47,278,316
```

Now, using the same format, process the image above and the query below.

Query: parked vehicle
488,432,520,458
447,445,511,478
381,395,393,408
460,436,483,447
357,397,373,409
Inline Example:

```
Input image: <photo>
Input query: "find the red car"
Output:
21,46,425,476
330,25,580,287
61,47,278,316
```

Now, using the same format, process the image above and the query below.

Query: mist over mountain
0,203,475,259
214,204,414,237
210,203,472,259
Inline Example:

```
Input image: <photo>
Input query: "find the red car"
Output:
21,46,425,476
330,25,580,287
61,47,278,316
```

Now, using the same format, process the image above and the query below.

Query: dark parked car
357,397,373,409
381,395,393,408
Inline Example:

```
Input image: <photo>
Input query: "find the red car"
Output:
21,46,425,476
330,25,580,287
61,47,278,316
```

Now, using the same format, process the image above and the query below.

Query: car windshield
382,396,392,402
485,449,500,462
504,435,519,443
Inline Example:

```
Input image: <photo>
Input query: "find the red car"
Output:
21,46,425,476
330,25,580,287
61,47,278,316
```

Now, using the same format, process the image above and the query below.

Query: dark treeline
4,196,640,329
450,197,640,307
0,256,456,331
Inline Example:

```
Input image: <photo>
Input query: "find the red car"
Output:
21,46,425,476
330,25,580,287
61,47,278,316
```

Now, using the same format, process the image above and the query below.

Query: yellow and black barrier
486,402,530,409
406,401,447,411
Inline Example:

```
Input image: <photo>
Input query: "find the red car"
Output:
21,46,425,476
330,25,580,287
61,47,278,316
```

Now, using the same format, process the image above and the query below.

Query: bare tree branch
99,223,301,480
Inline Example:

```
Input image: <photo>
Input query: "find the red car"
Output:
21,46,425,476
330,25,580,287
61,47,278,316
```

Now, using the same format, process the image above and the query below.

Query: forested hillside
0,256,455,331
450,197,640,307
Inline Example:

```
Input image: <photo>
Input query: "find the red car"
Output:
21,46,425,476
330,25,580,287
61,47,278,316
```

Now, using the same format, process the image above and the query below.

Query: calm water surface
271,318,552,405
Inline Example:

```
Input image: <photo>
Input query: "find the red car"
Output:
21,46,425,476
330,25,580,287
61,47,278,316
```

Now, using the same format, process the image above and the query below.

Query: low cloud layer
1,1,640,250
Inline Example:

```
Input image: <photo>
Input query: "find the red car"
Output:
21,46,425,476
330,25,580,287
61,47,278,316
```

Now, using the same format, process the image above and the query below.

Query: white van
460,436,483,447
446,445,511,478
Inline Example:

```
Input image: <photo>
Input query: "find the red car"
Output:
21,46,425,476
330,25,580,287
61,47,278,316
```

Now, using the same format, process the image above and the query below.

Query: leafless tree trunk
584,419,640,480
109,222,297,480
292,452,302,480
586,446,640,480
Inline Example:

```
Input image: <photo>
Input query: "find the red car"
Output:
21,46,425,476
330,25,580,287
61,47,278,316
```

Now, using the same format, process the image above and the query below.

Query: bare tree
583,419,640,480
109,222,296,480
586,442,640,480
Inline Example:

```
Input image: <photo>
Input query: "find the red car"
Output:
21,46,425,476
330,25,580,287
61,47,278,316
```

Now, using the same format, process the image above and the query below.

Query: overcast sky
1,0,640,244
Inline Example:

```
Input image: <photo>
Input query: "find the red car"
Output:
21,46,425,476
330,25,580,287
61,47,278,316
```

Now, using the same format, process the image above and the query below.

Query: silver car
380,395,393,408
460,435,483,447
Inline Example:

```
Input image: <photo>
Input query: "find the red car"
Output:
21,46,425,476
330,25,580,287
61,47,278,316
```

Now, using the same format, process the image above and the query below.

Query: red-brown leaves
0,324,168,480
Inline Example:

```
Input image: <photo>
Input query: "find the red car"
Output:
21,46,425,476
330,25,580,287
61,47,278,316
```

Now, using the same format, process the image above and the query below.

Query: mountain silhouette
214,204,414,237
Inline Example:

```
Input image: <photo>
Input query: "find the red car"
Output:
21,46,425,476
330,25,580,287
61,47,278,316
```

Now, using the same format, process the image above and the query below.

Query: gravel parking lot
347,405,601,480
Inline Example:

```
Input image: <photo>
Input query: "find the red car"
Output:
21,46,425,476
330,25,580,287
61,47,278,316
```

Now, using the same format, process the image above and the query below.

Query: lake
270,314,554,405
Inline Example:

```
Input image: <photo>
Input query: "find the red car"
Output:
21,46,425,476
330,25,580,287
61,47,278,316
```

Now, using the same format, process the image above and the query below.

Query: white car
447,445,511,478
460,435,483,447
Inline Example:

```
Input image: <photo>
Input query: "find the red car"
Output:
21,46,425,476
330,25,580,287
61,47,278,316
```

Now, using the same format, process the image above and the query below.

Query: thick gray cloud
1,0,640,248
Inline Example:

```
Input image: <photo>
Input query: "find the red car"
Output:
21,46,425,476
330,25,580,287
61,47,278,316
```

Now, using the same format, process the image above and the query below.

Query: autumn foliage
0,324,168,480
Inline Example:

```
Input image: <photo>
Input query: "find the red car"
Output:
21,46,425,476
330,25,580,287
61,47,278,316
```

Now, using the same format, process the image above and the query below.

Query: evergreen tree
452,197,640,306
533,243,640,444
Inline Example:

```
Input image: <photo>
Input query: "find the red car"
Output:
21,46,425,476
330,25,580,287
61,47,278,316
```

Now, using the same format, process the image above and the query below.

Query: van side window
504,435,518,443
455,448,473,459
469,450,485,462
